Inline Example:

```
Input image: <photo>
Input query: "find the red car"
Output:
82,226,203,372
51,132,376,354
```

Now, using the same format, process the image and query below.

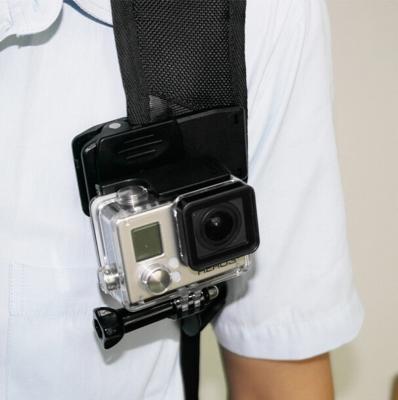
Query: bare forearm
222,348,334,400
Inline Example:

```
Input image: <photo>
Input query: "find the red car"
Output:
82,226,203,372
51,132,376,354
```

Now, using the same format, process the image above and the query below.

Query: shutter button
141,264,171,294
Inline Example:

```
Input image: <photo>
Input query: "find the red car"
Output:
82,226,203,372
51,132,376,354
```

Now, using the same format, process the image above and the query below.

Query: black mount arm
93,283,227,349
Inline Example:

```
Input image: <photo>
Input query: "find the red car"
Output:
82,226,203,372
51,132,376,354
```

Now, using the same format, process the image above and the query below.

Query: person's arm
222,348,334,400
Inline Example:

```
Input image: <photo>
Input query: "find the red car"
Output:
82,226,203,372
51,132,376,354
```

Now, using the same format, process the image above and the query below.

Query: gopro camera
73,107,260,347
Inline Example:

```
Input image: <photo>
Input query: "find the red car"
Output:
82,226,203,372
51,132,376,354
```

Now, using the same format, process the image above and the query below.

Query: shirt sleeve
213,0,364,360
0,0,62,42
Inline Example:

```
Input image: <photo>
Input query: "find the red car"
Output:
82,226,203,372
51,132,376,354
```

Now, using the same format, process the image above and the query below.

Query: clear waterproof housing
91,178,256,312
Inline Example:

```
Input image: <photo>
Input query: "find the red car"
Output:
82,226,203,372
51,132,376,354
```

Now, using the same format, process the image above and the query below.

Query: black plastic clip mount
93,283,227,349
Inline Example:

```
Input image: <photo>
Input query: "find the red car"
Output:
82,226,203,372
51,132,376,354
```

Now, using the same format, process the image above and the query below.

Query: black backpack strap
109,1,247,398
110,0,247,126
180,333,200,400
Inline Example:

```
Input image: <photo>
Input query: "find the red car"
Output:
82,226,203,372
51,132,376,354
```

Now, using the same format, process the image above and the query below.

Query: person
0,0,364,399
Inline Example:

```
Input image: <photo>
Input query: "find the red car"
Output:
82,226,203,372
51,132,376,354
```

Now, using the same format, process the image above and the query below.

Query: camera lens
200,203,241,247
204,211,234,242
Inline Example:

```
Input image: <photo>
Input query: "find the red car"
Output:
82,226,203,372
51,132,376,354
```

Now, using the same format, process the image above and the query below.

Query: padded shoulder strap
111,0,247,125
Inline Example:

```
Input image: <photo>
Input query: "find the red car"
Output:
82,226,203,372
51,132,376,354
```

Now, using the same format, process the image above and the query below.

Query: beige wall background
199,0,398,399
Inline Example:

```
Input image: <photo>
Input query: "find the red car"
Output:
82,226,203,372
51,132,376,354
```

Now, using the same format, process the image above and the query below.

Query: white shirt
0,1,364,399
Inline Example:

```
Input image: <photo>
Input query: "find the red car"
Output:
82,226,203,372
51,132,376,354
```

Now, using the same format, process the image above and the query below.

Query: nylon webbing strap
110,1,247,399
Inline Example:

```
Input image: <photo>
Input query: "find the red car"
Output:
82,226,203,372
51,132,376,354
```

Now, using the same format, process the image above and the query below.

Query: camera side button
141,264,171,294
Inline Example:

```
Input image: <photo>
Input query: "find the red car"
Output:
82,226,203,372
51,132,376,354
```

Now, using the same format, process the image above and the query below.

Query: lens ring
198,202,241,249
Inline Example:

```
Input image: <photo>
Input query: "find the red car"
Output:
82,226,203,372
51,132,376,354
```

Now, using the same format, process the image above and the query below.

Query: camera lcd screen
131,222,163,262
